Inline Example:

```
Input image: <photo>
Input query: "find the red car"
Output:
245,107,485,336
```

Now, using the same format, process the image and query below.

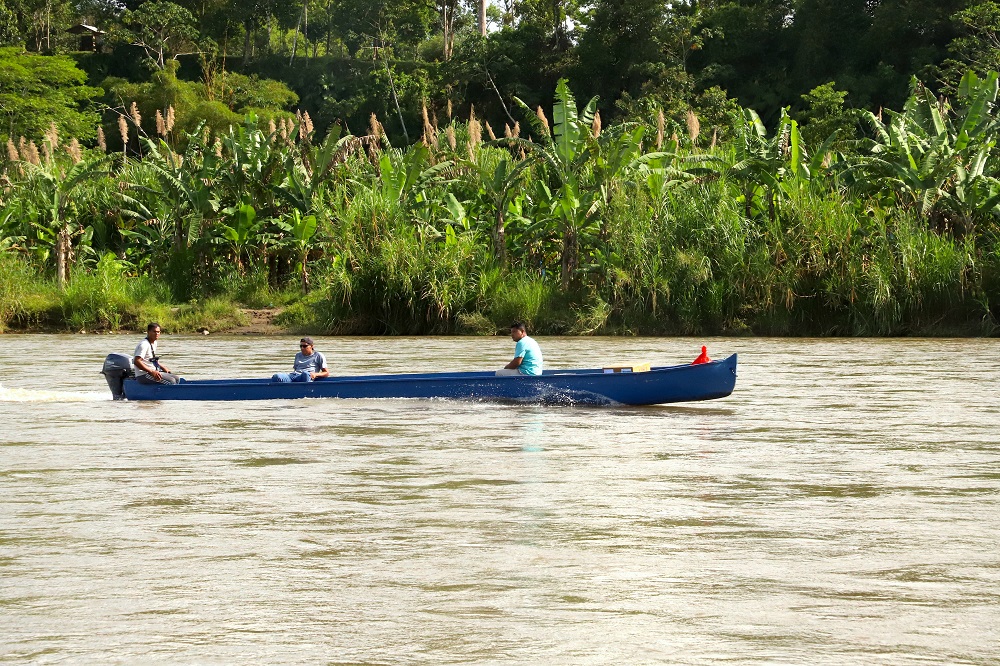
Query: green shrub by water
0,253,53,332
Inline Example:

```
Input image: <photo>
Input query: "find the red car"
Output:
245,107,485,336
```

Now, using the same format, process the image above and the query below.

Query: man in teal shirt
497,321,543,376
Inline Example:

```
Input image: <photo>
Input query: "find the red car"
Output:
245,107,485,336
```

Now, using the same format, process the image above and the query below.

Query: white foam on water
0,383,110,402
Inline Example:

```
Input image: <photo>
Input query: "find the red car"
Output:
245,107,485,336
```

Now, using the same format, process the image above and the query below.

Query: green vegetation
0,48,102,143
1,1,999,336
2,72,999,336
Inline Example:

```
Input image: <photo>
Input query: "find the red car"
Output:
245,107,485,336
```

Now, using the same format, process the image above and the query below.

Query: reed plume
66,138,82,164
130,102,142,130
686,109,700,144
97,126,107,152
166,106,175,133
446,124,456,151
118,115,129,149
45,122,59,150
155,110,166,137
484,121,496,141
302,111,314,137
6,139,19,162
422,103,436,146
469,114,482,150
512,122,520,138
504,124,512,138
591,111,601,138
25,141,41,165
536,106,549,135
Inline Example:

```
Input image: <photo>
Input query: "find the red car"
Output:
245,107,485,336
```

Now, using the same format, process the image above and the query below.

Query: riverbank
1,307,292,336
1,309,994,338
2,251,997,338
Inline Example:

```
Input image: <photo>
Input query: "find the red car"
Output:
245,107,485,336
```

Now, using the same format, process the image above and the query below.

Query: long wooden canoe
116,354,738,405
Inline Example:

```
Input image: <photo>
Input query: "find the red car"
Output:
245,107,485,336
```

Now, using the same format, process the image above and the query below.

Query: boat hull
121,354,738,406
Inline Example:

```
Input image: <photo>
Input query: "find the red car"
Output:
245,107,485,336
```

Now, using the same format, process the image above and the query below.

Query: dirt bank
224,308,288,335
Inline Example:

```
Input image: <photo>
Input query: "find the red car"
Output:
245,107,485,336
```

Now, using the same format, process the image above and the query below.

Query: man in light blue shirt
497,321,543,376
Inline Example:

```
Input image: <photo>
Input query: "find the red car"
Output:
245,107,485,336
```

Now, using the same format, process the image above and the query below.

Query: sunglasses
300,344,310,348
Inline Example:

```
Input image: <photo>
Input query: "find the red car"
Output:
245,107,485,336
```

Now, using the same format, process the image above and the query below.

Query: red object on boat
692,346,711,365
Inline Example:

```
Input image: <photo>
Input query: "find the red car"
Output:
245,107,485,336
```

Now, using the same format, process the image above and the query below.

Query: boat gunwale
136,355,737,389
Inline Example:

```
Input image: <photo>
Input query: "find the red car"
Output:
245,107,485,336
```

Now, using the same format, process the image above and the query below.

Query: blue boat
105,354,738,405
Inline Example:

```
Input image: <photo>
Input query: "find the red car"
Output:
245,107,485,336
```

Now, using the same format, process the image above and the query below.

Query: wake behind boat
101,353,738,406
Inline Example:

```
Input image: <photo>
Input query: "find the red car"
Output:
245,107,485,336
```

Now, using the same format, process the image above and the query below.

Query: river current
1,334,998,663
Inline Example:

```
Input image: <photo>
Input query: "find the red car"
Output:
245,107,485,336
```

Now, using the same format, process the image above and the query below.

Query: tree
0,0,19,46
1,0,77,52
941,2,1000,87
501,0,586,50
574,0,666,107
0,48,101,143
796,82,855,149
117,0,201,69
330,0,434,56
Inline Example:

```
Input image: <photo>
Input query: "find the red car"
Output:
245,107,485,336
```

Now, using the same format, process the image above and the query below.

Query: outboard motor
101,353,135,400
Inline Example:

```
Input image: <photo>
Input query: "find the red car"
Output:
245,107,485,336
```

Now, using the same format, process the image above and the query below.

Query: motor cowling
101,353,135,400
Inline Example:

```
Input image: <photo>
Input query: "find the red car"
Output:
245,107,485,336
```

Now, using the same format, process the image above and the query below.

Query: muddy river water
1,335,998,663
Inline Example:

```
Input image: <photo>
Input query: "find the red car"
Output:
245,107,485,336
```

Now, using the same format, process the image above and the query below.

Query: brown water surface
1,335,998,663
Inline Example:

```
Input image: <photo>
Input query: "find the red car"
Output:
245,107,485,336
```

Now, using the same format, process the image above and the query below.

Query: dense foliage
1,1,999,335
2,72,999,335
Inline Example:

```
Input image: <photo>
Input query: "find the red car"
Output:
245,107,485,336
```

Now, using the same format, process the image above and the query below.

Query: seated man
134,322,180,385
272,337,329,383
496,321,543,376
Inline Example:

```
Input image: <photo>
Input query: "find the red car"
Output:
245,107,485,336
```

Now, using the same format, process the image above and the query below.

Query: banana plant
14,155,110,286
218,114,290,214
216,201,265,273
512,78,601,289
134,136,221,255
725,108,789,222
277,125,354,216
275,208,318,292
376,143,455,207
853,71,1000,230
463,150,534,265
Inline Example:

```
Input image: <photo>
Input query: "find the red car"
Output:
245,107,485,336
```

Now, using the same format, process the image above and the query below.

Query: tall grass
592,183,996,335
60,254,169,331
0,252,52,332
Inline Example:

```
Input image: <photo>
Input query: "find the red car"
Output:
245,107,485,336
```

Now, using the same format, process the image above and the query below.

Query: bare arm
134,356,163,381
504,356,523,370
